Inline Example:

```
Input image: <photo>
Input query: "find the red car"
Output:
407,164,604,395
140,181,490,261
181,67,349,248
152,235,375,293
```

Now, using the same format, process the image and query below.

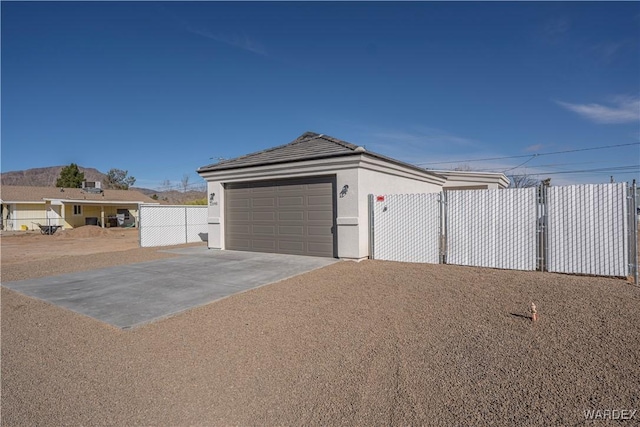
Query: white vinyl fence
446,188,538,271
139,205,208,247
370,182,638,280
371,193,441,264
547,183,628,277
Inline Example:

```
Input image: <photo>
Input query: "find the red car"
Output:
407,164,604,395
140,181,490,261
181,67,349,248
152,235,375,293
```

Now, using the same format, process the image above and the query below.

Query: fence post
368,194,375,260
629,180,639,285
439,191,447,264
184,207,189,244
138,205,143,247
536,184,548,272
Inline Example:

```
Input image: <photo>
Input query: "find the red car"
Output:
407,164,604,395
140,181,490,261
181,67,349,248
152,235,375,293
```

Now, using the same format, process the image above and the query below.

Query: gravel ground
2,254,639,426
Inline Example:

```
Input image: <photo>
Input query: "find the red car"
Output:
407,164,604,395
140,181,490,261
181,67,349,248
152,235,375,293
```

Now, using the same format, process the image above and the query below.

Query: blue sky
2,1,639,189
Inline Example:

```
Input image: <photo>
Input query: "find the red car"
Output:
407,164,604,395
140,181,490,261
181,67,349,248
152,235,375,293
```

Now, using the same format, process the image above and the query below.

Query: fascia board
42,199,147,205
358,155,446,186
436,170,510,188
198,154,446,186
197,155,363,182
0,200,44,204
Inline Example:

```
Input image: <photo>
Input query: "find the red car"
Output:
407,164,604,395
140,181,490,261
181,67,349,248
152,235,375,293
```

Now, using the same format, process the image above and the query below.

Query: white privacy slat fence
547,183,628,277
370,182,638,280
139,205,208,247
371,193,441,264
446,188,538,271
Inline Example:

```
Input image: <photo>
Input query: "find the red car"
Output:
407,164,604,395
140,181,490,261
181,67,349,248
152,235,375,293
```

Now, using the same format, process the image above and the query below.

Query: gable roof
0,185,157,204
198,131,443,178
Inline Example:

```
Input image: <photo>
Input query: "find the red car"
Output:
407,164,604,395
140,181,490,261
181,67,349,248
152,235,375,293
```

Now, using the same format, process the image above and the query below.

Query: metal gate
370,193,441,264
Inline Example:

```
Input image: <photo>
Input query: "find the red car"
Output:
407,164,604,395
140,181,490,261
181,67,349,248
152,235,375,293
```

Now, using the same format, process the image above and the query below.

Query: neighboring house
197,131,508,260
0,185,159,231
431,170,510,190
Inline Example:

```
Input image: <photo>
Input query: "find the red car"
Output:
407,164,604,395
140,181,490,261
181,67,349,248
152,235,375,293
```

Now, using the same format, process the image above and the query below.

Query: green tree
56,163,85,188
151,194,159,200
104,168,136,190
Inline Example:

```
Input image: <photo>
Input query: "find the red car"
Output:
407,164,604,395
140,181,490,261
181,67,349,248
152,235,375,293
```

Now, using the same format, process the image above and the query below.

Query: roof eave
198,150,444,181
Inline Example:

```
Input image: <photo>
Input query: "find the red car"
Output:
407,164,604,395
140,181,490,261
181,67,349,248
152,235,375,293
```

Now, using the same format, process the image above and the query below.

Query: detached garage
198,132,450,260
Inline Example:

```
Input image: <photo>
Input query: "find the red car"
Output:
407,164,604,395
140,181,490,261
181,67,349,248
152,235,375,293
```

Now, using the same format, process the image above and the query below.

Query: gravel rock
2,256,639,426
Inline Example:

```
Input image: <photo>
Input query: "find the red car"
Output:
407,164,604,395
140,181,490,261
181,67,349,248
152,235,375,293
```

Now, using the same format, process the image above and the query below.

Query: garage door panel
226,177,335,257
228,199,250,208
252,239,277,251
252,212,276,221
227,238,251,250
278,211,304,221
278,240,305,252
228,225,251,234
252,225,276,235
279,225,304,236
307,226,330,236
278,196,304,207
308,242,334,256
308,195,332,206
250,187,276,195
229,211,250,221
277,184,306,193
252,197,275,207
308,211,333,221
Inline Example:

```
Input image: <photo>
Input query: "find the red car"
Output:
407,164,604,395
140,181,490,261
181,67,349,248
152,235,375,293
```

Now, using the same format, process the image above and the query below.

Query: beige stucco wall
201,154,445,260
435,171,510,190
3,202,140,230
63,204,139,228
7,203,46,230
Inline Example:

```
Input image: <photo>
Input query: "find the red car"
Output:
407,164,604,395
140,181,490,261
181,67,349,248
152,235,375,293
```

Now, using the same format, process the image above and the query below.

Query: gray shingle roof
198,132,359,172
198,132,443,179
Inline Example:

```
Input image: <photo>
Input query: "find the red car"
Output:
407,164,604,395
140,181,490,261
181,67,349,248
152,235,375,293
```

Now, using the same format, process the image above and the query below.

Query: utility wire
521,165,640,176
501,155,537,173
419,142,640,166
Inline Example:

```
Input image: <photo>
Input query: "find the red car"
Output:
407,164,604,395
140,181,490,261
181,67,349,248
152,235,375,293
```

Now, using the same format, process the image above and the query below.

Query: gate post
184,207,189,244
536,184,549,272
629,180,639,285
368,194,375,259
138,205,143,248
439,191,447,264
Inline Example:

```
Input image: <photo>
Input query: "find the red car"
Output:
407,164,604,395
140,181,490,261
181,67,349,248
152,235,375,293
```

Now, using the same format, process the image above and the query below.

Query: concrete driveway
2,248,338,329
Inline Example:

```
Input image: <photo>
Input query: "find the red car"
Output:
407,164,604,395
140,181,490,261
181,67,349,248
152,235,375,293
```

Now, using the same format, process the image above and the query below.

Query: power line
501,155,537,173
521,164,640,176
419,142,640,166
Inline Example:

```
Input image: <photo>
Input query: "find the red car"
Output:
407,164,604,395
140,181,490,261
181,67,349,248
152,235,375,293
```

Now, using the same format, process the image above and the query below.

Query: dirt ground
1,227,141,265
1,229,640,426
0,227,203,282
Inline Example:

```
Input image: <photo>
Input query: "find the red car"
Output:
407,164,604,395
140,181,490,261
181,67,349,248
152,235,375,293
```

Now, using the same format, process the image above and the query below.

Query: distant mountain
132,188,207,205
1,166,107,187
1,166,206,204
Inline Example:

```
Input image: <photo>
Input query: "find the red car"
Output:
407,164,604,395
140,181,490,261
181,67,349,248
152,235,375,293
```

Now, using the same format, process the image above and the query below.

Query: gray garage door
225,176,336,257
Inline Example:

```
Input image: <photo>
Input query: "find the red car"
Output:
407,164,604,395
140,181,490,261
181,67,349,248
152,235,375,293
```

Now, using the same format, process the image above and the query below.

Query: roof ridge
315,133,360,150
